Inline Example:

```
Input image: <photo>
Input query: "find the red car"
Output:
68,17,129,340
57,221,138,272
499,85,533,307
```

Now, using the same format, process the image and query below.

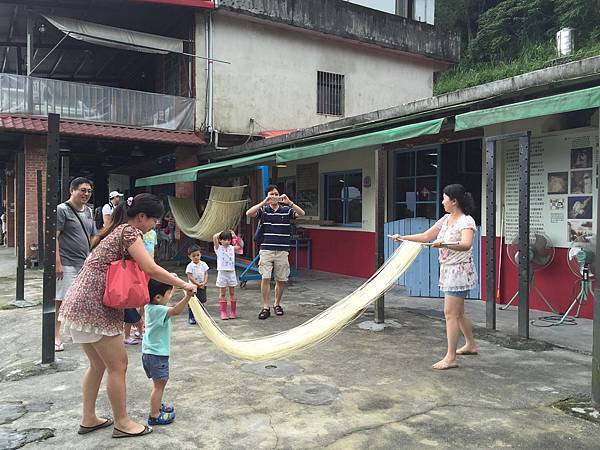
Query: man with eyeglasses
55,177,97,352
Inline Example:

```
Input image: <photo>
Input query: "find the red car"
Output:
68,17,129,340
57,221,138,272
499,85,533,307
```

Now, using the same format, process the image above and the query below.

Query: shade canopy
454,85,600,131
276,118,444,163
44,15,184,54
136,118,446,186
135,151,277,187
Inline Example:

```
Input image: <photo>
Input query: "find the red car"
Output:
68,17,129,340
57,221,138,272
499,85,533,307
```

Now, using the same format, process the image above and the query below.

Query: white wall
196,13,438,134
277,147,379,232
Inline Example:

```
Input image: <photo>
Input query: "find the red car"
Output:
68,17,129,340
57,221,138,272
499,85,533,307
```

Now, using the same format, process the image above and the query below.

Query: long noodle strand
189,241,423,361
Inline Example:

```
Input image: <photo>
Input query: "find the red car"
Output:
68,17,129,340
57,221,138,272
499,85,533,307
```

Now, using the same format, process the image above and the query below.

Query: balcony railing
0,73,195,131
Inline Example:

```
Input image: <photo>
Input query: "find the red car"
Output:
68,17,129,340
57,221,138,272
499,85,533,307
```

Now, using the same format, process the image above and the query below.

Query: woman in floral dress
391,184,478,370
60,193,196,438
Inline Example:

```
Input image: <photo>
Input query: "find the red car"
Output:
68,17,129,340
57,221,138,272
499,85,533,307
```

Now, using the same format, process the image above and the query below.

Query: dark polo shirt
257,204,297,252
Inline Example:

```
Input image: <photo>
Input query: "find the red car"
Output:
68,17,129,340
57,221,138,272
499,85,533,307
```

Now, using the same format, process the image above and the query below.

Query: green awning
135,151,277,187
276,118,444,163
454,85,600,131
136,117,445,186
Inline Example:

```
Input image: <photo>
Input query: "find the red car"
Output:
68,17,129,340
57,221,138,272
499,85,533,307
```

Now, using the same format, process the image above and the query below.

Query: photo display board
503,129,599,248
295,163,319,216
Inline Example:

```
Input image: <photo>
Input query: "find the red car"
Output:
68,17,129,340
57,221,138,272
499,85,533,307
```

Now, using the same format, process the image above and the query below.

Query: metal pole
374,147,385,323
36,170,44,268
60,155,69,202
15,150,25,301
42,113,60,364
517,133,531,338
26,11,33,76
485,138,496,330
592,110,600,410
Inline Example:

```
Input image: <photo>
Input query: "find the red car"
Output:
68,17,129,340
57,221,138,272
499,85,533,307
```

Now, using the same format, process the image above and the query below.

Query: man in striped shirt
247,184,305,319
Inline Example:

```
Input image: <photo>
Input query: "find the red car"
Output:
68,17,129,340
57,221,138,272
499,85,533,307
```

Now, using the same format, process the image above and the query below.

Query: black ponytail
443,184,475,216
92,193,164,248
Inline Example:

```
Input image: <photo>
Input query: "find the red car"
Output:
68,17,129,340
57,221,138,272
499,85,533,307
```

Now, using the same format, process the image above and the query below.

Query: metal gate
384,218,481,299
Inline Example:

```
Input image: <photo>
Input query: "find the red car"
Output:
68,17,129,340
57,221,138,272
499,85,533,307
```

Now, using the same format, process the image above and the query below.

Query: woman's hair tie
126,197,133,207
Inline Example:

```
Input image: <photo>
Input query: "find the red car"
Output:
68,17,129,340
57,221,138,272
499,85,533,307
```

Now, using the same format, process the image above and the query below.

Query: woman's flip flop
78,418,113,435
112,425,153,438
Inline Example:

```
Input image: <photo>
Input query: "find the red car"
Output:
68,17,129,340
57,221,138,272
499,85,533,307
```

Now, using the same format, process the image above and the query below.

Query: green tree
466,0,555,63
556,0,600,43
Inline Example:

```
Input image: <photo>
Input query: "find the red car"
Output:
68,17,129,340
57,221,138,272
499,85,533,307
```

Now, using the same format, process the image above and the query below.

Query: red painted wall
481,237,594,319
289,229,375,278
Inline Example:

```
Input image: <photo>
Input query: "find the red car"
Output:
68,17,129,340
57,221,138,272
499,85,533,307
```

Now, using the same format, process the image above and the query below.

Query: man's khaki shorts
259,250,290,281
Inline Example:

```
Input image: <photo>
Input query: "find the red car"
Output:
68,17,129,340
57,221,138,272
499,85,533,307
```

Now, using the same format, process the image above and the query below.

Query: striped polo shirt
258,204,297,252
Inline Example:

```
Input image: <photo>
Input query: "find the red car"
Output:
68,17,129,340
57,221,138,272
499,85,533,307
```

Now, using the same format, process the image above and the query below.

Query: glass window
395,203,414,220
324,171,362,225
416,203,437,220
395,152,414,177
416,149,438,175
394,148,440,220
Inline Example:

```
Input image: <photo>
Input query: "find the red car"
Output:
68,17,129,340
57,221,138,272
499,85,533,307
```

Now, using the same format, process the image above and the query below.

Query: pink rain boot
229,297,237,319
219,298,228,320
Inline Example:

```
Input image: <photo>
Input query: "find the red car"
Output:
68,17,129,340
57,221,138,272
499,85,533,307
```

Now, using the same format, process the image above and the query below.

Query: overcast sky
347,0,396,14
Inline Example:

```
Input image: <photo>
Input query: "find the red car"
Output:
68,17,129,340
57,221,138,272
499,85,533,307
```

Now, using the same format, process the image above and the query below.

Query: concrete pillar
24,135,47,257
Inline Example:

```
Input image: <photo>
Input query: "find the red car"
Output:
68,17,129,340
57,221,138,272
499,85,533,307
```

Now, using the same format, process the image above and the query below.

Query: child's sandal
160,403,175,413
148,411,175,426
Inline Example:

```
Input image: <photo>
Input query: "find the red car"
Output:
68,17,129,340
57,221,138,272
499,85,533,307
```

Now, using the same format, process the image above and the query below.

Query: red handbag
102,226,150,309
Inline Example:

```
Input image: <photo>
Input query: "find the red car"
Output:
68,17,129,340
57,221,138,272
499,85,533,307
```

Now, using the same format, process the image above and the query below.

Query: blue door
384,218,481,299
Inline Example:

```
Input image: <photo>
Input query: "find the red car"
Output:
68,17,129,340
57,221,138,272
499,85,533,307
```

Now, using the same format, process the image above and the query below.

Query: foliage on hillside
434,0,600,94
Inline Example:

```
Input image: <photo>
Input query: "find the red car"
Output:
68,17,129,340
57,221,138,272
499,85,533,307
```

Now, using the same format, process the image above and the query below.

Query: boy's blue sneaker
188,317,197,325
148,411,175,426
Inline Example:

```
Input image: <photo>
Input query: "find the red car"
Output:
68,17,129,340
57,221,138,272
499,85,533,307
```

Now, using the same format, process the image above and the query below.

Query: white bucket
556,28,575,56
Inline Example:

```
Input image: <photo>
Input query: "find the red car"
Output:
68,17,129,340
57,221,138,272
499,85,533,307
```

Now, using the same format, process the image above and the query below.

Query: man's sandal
78,418,113,435
112,424,153,438
273,305,284,316
258,308,270,320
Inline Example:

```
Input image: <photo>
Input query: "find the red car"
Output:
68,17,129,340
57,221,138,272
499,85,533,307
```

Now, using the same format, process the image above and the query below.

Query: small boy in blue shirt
142,279,194,426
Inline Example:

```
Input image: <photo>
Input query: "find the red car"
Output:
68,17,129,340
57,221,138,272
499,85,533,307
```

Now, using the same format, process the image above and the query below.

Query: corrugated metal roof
0,114,204,146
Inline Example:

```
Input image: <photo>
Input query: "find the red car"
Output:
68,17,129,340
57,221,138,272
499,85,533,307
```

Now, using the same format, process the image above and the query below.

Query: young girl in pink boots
212,230,241,320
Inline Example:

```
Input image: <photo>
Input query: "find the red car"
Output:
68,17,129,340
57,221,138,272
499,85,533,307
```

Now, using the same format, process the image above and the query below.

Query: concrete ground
0,247,599,448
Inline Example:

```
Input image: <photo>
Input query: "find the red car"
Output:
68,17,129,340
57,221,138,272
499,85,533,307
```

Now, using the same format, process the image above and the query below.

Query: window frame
392,146,441,221
323,170,363,227
317,70,345,116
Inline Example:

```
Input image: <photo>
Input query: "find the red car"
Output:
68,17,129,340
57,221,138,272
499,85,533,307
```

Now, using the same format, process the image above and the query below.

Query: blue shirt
258,204,296,251
142,304,171,356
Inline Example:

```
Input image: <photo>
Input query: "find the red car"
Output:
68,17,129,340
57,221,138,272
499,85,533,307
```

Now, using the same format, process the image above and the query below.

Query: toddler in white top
185,245,209,325
213,230,242,320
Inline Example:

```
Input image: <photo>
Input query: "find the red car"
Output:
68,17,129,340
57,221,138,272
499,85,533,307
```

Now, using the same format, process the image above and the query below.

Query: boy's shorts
258,250,290,281
216,270,238,287
142,353,169,380
124,308,141,324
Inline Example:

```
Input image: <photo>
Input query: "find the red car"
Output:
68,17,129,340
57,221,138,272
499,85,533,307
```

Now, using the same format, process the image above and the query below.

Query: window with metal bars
317,71,345,116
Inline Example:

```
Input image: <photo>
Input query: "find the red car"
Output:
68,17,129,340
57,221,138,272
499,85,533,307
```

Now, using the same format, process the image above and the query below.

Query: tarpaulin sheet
454,86,600,131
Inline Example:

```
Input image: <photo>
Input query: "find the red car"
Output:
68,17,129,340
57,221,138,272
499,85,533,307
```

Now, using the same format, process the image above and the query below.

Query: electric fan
500,232,558,313
531,238,595,326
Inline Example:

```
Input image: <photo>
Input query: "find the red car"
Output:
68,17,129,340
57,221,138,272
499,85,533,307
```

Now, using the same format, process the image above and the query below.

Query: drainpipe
205,12,214,141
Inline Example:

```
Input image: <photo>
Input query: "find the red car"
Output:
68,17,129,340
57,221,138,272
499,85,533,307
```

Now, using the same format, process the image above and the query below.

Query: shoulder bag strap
65,202,91,249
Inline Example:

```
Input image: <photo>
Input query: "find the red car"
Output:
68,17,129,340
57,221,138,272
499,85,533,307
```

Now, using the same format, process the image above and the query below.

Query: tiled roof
0,115,204,146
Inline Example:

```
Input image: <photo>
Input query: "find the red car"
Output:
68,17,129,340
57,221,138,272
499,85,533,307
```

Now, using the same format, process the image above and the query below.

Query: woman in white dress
391,184,478,370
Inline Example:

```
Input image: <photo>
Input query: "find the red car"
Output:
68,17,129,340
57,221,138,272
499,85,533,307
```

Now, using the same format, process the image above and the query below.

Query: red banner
132,0,215,8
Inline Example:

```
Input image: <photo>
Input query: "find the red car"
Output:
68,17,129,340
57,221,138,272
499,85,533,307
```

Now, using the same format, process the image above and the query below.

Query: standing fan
533,239,595,326
500,232,558,313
